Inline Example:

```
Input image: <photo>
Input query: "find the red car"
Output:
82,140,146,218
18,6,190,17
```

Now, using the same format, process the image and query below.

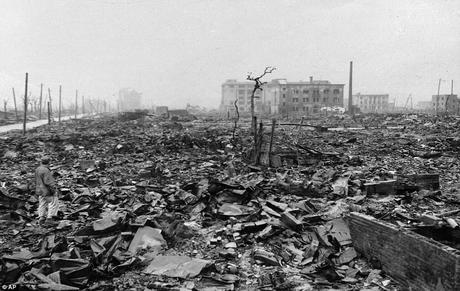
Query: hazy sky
0,0,459,109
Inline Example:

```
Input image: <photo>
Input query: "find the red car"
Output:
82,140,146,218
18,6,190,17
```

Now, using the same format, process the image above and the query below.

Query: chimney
309,76,313,83
348,61,353,115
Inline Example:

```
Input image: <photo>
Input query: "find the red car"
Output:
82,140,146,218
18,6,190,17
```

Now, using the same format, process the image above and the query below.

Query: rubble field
1,113,460,290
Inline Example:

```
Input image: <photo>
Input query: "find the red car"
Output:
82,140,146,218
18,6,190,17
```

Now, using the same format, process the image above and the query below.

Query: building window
333,89,340,94
324,89,330,94
313,97,320,102
282,102,286,106
303,89,309,94
302,98,307,102
282,94,286,99
293,98,299,103
323,98,328,103
282,87,286,91
238,90,245,95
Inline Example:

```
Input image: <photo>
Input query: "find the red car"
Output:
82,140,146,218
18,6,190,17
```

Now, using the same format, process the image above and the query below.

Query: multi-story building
266,77,344,116
352,93,389,113
220,79,267,114
220,77,344,116
432,94,458,113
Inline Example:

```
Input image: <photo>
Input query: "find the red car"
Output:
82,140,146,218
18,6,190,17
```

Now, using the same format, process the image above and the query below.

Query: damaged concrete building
220,77,344,116
432,94,459,114
352,93,390,113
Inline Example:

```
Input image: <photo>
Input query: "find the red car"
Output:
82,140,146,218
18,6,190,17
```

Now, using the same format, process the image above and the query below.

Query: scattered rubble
1,113,460,290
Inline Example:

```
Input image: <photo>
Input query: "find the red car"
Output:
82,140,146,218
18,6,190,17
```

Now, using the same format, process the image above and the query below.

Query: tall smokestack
348,61,353,115
309,76,313,83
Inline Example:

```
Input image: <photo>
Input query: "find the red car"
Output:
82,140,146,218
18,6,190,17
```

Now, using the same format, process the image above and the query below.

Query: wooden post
75,90,78,119
59,85,62,123
253,116,257,145
47,101,51,125
39,83,43,119
268,119,276,167
255,121,264,165
451,80,454,114
23,73,28,135
436,79,441,115
12,88,18,121
48,88,52,121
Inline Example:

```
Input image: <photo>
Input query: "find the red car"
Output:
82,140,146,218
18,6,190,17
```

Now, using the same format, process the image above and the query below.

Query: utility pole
82,95,85,116
39,83,43,119
3,100,7,120
12,88,18,121
348,61,353,116
48,88,52,121
75,90,78,119
59,85,62,123
23,73,28,135
47,101,51,125
451,80,455,115
436,79,441,115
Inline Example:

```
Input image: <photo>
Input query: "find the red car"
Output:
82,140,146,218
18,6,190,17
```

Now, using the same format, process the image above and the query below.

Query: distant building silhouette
353,93,390,113
118,88,142,111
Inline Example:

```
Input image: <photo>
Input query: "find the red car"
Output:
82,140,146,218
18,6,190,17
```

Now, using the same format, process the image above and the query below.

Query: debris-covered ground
1,113,460,290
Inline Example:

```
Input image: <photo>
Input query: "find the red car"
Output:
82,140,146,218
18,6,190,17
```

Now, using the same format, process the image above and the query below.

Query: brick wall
348,212,460,291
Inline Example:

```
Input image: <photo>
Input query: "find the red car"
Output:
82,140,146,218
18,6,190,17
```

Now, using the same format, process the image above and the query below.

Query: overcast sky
0,0,459,109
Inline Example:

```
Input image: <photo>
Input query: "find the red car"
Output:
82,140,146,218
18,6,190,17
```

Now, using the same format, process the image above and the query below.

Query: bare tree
28,97,36,113
31,98,38,113
247,66,276,131
3,100,8,119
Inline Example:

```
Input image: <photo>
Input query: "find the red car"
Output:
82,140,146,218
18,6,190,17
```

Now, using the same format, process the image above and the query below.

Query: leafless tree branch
246,66,276,133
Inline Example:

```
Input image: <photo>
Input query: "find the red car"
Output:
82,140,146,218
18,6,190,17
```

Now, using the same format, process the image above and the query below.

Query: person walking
35,156,59,226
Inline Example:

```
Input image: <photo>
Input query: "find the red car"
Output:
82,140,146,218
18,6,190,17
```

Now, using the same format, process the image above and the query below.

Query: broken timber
348,212,460,291
279,123,328,132
396,174,440,191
